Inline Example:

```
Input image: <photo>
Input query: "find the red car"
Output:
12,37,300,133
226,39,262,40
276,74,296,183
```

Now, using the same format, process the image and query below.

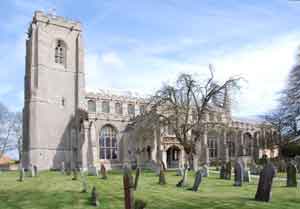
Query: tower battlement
33,10,82,31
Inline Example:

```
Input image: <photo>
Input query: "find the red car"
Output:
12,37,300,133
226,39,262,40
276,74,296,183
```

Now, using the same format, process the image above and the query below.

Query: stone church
22,11,278,171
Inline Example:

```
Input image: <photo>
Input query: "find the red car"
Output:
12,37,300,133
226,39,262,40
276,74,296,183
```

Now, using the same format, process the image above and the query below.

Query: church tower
23,11,85,170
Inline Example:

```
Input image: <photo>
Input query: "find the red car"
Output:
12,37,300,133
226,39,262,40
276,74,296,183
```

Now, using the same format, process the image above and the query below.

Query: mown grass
0,170,299,209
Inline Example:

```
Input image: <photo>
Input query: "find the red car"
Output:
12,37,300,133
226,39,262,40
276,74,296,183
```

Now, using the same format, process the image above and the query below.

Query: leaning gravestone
225,161,232,180
33,165,38,177
220,164,226,179
100,164,107,179
123,166,134,209
61,162,65,174
134,167,141,190
82,173,88,193
91,186,100,206
159,168,166,185
255,162,276,202
190,170,202,192
19,168,25,182
202,165,209,177
287,161,297,187
176,165,188,187
234,161,244,186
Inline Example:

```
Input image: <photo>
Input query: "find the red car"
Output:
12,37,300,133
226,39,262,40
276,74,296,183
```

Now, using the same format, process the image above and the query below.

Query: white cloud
211,33,299,116
84,33,299,117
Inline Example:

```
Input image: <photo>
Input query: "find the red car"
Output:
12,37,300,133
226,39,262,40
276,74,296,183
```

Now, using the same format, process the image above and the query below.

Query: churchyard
0,168,299,209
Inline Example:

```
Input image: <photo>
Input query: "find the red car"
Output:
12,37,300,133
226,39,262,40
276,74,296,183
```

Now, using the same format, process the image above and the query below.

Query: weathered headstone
244,169,251,183
88,166,99,176
286,161,297,187
234,161,244,186
190,170,202,192
220,164,226,179
134,199,147,209
255,162,276,202
176,168,184,176
176,165,188,187
82,173,88,193
225,161,232,180
66,164,71,176
61,162,65,174
19,168,25,182
158,168,166,185
72,169,78,180
91,186,100,206
29,164,35,177
134,167,141,190
123,166,134,209
100,164,107,179
33,165,38,177
202,165,209,177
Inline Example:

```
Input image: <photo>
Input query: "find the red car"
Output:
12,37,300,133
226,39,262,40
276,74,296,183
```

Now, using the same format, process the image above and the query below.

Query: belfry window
55,40,66,65
99,125,118,160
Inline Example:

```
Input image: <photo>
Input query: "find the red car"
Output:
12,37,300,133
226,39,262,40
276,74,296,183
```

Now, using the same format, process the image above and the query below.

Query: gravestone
202,165,209,177
220,164,226,179
190,170,202,192
158,168,166,185
88,166,99,176
123,166,134,209
61,162,65,174
66,164,71,176
100,164,107,179
161,161,166,171
176,168,184,176
176,165,188,187
91,186,100,206
244,169,251,183
225,162,232,180
287,162,297,187
82,173,88,193
134,199,147,209
72,169,78,180
155,164,161,176
29,164,35,177
234,161,244,186
255,162,276,202
19,168,25,182
33,165,38,177
134,167,141,190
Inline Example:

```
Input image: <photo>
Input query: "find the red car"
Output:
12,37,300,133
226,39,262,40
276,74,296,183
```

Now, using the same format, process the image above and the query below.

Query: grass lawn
0,170,299,209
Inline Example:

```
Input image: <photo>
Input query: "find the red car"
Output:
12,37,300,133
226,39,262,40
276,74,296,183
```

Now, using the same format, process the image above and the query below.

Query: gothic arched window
55,40,66,65
227,132,235,157
244,133,252,156
115,102,123,115
102,101,110,113
99,125,118,160
88,100,96,112
128,103,135,118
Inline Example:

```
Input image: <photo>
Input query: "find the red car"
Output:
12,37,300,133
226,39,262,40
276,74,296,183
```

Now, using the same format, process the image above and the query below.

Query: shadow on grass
0,190,92,209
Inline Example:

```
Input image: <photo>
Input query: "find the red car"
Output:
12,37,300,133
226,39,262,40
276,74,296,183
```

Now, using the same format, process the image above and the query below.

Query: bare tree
0,102,22,160
129,65,241,169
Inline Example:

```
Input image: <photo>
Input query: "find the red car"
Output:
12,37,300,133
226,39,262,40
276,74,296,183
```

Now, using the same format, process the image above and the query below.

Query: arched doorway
166,146,181,168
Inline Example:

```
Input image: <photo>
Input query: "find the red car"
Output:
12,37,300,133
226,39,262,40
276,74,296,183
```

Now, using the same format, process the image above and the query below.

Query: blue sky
1,0,300,117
